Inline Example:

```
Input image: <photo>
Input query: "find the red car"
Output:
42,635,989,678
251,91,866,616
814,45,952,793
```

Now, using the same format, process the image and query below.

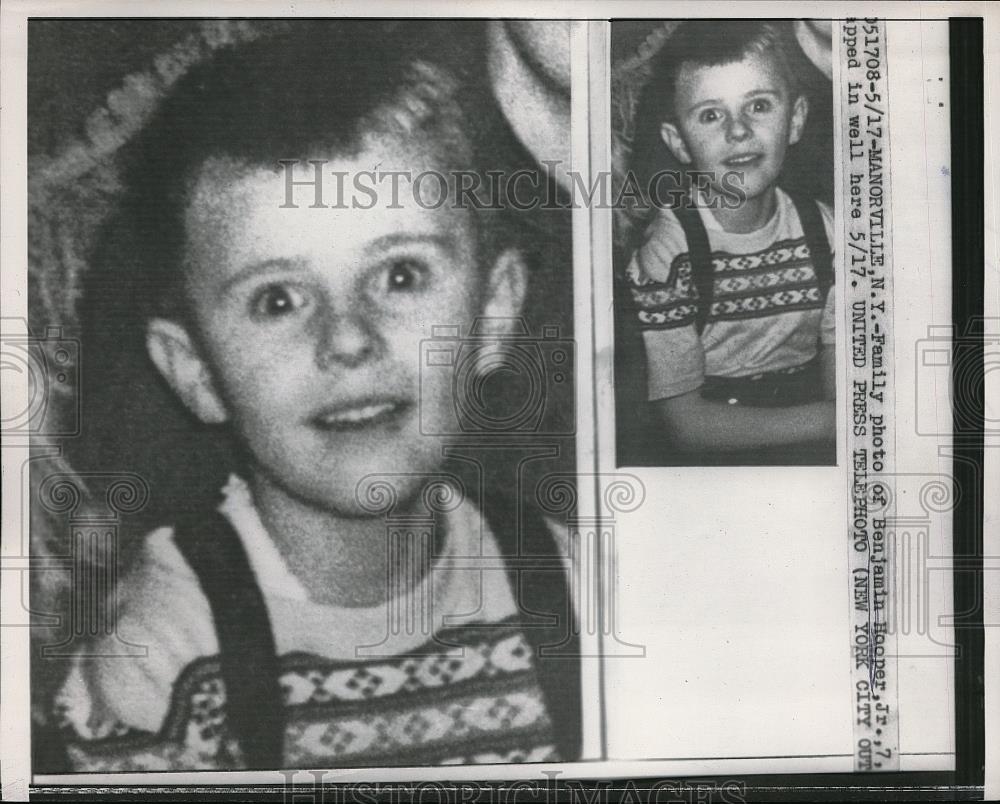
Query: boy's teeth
323,402,395,424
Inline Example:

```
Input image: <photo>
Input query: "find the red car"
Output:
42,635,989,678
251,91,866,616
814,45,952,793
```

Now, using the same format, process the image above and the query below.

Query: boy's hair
652,20,805,124
113,22,510,323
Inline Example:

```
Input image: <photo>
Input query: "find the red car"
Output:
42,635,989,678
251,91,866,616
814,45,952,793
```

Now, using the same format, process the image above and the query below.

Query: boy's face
660,50,808,201
147,134,525,517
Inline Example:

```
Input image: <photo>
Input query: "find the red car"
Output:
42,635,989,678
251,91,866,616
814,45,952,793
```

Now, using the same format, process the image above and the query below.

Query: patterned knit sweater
626,188,835,401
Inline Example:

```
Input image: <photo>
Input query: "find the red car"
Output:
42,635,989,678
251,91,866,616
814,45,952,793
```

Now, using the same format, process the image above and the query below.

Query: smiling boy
52,25,579,771
626,21,836,460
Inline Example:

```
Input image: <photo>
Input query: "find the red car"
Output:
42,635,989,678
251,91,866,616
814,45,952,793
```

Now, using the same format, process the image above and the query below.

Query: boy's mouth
723,152,764,167
310,398,412,432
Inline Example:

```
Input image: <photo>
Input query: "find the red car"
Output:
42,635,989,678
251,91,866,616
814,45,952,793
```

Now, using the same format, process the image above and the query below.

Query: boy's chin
720,171,780,204
307,474,448,521
283,453,456,520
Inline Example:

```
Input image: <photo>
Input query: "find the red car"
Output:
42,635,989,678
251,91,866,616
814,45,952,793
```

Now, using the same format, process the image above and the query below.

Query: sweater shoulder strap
672,201,714,334
483,489,582,762
785,188,834,301
173,510,284,769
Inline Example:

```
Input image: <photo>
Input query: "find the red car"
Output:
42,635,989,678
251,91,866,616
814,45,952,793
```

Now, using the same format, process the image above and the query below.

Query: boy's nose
726,115,752,142
314,311,380,370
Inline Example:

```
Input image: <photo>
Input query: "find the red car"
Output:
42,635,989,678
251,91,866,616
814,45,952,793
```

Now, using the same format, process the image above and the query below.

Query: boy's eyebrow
218,233,457,294
686,97,723,113
219,259,296,294
686,88,782,114
366,232,456,254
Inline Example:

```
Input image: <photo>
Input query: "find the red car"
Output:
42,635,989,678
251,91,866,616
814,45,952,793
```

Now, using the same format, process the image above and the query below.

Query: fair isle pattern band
60,619,558,772
629,236,827,330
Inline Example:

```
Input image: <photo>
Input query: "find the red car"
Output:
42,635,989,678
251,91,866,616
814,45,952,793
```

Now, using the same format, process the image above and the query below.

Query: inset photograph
612,20,837,466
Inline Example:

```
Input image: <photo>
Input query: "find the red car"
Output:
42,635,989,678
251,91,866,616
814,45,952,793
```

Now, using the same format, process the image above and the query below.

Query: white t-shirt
625,188,836,401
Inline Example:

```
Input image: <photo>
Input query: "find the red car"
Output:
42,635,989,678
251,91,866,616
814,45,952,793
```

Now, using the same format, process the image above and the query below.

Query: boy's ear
482,248,528,328
660,121,692,164
146,318,228,424
788,94,809,146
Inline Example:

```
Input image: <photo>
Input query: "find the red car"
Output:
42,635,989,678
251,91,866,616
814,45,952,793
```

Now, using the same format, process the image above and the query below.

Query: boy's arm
820,343,837,401
56,528,219,739
654,391,835,451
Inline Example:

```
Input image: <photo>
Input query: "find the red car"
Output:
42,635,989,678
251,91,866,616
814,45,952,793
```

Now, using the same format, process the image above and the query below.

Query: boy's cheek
415,369,459,432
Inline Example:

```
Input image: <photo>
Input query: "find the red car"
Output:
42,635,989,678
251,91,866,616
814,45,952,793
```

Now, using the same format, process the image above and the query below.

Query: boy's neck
703,186,778,235
250,473,441,608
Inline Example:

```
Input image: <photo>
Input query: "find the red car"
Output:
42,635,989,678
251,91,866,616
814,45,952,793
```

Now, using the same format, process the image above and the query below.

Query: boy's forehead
187,131,466,216
182,140,478,274
188,134,455,209
675,50,789,104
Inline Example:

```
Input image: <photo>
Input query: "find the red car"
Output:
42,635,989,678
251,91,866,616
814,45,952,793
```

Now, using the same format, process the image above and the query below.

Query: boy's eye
251,283,309,318
749,98,773,114
383,259,428,292
698,108,722,124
